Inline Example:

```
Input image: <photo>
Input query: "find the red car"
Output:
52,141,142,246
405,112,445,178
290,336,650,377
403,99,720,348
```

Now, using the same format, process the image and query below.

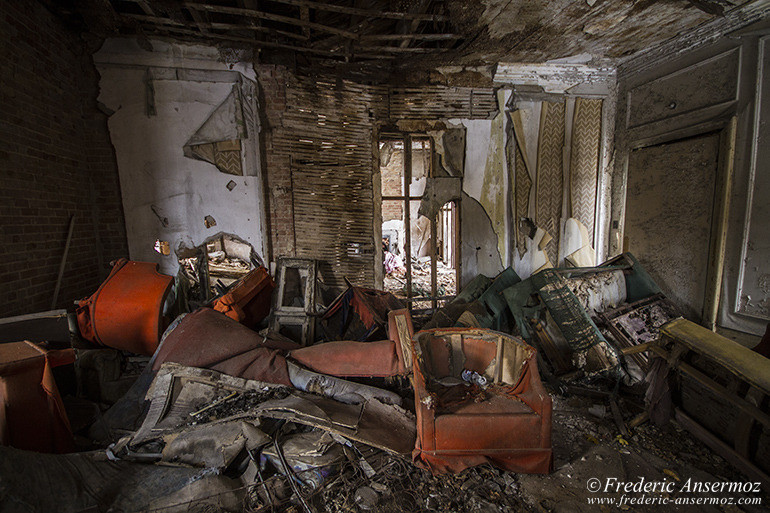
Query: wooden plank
361,34,461,42
610,398,630,438
186,6,211,35
651,344,770,430
394,313,413,371
430,215,437,310
404,134,412,306
702,117,736,328
51,215,75,310
136,0,155,15
620,341,656,355
351,46,448,54
675,408,770,489
734,387,763,458
628,411,649,429
145,26,343,57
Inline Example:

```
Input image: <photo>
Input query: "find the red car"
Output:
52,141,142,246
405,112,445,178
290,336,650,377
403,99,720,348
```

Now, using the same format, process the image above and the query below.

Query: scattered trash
461,369,488,387
5,249,766,512
353,485,379,510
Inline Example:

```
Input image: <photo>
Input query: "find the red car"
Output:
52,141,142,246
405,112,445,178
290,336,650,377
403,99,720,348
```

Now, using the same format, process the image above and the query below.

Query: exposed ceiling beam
299,5,310,39
360,33,461,42
145,25,397,59
135,0,155,16
184,2,360,39
149,25,341,55
263,0,449,22
186,6,211,35
399,0,432,48
123,13,309,41
355,45,448,53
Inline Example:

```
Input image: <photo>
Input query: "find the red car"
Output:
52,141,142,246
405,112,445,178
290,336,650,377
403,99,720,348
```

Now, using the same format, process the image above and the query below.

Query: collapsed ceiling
47,0,751,77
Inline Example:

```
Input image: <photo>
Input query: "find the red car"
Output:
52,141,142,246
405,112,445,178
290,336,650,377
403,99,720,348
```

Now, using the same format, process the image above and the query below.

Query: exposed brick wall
255,64,294,260
0,0,128,316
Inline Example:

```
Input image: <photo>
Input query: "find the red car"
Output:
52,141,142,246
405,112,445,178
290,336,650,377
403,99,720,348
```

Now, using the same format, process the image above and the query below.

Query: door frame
623,117,736,327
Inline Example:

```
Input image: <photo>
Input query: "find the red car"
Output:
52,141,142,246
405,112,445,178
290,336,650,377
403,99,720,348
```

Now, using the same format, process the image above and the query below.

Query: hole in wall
176,234,261,305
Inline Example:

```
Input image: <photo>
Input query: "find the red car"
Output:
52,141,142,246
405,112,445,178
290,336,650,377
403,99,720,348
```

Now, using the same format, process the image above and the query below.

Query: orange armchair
411,328,552,474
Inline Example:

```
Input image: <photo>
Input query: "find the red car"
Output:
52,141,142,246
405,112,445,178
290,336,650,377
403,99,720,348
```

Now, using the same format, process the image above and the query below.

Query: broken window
380,135,459,313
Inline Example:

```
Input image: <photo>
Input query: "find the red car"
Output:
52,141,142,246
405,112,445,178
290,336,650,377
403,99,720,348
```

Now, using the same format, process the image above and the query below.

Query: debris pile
1,252,769,512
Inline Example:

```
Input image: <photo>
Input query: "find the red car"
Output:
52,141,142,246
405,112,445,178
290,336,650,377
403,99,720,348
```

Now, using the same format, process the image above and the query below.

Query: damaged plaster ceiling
49,0,756,78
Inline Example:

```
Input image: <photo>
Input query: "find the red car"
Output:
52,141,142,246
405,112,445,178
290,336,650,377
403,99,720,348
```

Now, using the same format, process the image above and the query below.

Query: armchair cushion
411,328,552,474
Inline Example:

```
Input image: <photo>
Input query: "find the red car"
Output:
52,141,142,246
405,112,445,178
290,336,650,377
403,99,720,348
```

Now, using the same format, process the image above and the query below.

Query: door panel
625,133,720,321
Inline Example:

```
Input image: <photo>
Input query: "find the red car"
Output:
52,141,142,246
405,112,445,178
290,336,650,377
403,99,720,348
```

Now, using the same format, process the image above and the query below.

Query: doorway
625,132,721,322
379,134,459,312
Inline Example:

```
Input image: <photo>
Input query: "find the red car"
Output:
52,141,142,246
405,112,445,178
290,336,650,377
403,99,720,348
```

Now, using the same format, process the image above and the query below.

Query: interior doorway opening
379,135,459,313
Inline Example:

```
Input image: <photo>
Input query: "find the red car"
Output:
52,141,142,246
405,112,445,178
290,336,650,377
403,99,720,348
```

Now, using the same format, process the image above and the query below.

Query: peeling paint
479,89,509,264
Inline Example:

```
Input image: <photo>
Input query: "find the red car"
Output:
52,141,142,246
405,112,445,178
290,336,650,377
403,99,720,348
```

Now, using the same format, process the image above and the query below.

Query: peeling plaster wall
452,90,511,285
94,39,267,276
461,193,504,287
478,90,510,264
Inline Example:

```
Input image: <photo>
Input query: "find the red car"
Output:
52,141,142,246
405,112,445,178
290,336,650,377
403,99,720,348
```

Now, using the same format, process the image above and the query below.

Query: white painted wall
94,39,267,276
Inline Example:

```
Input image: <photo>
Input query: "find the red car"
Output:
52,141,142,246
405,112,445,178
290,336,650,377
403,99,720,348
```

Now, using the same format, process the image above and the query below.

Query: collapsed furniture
76,259,174,355
320,284,404,342
501,252,674,380
286,309,416,378
212,265,275,329
411,328,552,474
648,318,770,488
0,341,75,453
269,257,318,345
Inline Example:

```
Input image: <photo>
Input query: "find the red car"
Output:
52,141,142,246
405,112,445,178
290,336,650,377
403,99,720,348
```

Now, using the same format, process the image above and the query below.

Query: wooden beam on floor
675,408,770,489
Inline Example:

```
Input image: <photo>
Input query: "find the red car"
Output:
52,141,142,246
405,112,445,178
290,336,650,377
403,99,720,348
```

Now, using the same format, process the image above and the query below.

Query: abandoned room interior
2,0,770,511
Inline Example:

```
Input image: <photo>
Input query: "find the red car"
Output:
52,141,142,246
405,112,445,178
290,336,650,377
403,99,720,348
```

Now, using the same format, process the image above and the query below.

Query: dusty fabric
122,364,415,457
0,445,245,513
290,340,401,377
152,308,295,386
287,362,402,405
383,250,405,275
161,418,269,469
262,430,344,489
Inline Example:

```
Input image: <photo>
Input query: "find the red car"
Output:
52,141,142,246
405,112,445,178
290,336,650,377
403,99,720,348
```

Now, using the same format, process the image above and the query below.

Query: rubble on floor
2,252,769,512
